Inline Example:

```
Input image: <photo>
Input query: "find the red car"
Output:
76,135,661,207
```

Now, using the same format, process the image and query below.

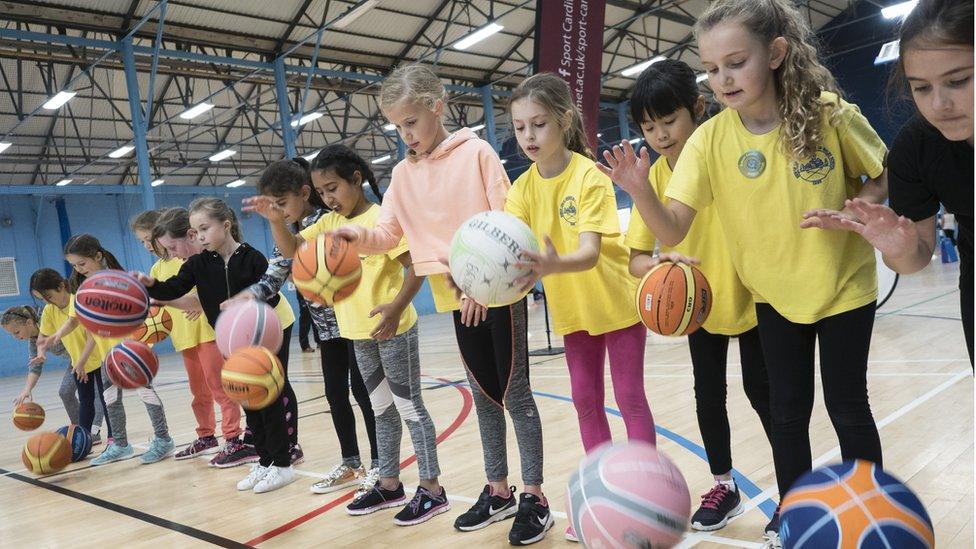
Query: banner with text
533,0,606,152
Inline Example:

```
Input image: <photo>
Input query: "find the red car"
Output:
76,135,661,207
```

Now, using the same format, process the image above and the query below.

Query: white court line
677,371,971,549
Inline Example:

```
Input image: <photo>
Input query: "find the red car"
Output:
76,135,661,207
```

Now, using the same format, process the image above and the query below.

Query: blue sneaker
91,442,135,466
140,437,175,465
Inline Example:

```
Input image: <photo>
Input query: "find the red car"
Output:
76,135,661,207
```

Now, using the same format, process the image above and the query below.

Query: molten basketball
215,300,283,358
75,270,150,338
13,401,45,431
292,234,362,307
781,460,934,549
567,441,691,548
132,306,172,344
221,346,285,410
449,211,541,306
636,261,712,336
105,339,159,389
56,424,93,462
22,431,72,474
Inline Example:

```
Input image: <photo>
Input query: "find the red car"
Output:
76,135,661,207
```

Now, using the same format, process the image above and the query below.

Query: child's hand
130,271,156,287
329,227,360,244
655,251,700,266
242,196,287,223
436,259,464,301
597,140,653,198
27,354,46,368
221,290,257,310
514,236,560,292
14,389,31,406
458,296,488,327
73,362,88,383
369,302,403,341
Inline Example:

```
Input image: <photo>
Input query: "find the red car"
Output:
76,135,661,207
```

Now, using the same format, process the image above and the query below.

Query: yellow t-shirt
665,92,886,324
626,156,757,336
150,257,216,351
39,299,101,374
301,205,418,340
507,152,640,336
67,297,123,362
428,274,461,313
272,294,295,330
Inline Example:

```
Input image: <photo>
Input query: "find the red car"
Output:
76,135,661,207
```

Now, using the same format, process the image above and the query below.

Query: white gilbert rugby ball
449,211,540,306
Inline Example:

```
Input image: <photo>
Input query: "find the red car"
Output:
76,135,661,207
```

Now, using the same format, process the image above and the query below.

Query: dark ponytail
63,234,124,292
310,145,383,204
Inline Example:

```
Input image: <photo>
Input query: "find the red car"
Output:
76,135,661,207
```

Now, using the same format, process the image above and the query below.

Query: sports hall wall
0,3,911,377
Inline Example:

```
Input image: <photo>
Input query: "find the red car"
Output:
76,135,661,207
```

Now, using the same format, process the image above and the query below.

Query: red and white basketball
215,300,282,358
105,340,159,389
75,271,150,338
567,441,691,548
636,261,711,337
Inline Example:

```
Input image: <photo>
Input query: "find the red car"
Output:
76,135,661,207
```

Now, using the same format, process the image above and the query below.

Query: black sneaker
346,483,407,516
763,504,781,548
393,486,451,526
690,483,743,531
508,493,554,546
454,485,518,531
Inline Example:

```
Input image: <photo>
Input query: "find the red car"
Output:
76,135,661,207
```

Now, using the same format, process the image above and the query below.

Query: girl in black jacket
134,198,298,494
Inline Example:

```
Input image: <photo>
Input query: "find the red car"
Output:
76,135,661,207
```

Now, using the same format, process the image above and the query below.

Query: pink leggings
564,322,656,453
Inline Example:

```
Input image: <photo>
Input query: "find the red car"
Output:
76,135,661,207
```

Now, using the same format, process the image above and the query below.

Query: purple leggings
564,322,656,453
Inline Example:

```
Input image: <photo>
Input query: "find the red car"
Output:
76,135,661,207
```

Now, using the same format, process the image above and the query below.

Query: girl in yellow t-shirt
624,59,773,532
130,210,244,466
599,0,888,542
43,235,174,466
245,146,446,524
507,74,656,471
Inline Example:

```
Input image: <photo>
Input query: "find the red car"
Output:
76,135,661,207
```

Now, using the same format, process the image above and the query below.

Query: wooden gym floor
1,260,971,548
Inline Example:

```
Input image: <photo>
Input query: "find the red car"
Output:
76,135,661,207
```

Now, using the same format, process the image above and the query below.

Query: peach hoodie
348,128,510,276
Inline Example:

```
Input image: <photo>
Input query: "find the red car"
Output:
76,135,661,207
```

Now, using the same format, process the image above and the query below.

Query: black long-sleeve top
146,242,280,328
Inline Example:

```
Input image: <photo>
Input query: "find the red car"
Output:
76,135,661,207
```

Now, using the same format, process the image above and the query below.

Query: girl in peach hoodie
333,66,553,544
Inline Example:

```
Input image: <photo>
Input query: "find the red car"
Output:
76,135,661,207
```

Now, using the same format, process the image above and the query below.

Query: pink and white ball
215,300,282,358
566,442,691,548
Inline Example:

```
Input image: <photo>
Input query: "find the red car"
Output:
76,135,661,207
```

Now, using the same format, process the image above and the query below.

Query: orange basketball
636,261,712,336
221,346,285,410
131,306,173,344
22,431,72,474
13,401,45,431
292,234,362,306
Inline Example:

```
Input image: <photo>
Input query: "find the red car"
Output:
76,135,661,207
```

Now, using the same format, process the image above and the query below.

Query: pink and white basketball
215,300,282,358
566,441,691,548
74,271,150,337
105,340,159,389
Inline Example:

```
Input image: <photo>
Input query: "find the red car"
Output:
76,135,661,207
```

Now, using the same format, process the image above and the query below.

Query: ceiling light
334,0,379,29
151,179,164,187
108,145,135,158
383,123,396,132
226,179,247,188
696,73,708,83
0,142,11,154
179,102,214,120
881,1,918,19
291,112,323,127
42,91,77,110
55,179,72,186
454,23,504,50
621,56,666,77
209,149,237,162
371,154,391,164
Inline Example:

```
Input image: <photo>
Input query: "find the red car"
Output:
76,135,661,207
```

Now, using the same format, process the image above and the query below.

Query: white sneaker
237,464,269,491
254,465,296,494
354,467,380,499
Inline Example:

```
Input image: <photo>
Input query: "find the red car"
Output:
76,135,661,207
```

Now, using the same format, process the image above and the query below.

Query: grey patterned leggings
354,325,440,480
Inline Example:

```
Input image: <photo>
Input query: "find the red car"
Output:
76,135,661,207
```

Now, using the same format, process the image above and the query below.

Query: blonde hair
188,197,243,243
510,73,594,160
696,0,842,161
379,65,446,111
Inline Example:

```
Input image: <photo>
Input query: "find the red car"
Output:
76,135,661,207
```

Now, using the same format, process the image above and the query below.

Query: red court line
246,378,473,546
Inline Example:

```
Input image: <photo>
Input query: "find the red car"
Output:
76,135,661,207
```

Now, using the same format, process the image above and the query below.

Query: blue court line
297,377,776,517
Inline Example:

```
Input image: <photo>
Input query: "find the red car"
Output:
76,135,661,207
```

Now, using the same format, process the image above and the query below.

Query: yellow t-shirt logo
792,146,837,185
559,196,578,226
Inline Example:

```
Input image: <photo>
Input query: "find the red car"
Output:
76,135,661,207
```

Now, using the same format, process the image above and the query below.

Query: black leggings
688,327,772,477
321,337,378,462
75,367,112,438
756,302,882,498
959,262,973,367
245,325,296,467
